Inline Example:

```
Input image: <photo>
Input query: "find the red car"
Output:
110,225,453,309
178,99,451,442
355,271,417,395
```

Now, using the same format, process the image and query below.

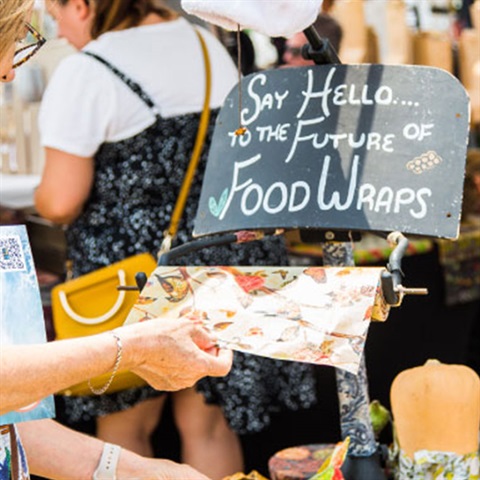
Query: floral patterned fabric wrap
126,265,387,374
390,448,480,480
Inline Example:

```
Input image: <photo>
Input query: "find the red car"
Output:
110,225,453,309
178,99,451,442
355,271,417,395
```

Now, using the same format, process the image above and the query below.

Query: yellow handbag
51,253,157,396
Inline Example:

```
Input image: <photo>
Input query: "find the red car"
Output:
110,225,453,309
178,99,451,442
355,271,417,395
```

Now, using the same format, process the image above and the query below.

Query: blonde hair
0,0,35,58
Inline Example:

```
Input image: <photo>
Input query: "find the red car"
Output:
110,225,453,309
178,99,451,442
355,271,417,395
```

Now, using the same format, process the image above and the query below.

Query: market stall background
1,0,479,478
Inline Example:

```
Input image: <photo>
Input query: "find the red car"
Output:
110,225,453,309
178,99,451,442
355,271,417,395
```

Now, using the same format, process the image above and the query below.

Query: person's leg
96,395,166,456
172,388,244,480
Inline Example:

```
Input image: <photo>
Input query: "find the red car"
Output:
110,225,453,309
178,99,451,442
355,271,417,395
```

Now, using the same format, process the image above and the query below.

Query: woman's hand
1,318,231,415
118,318,233,391
118,455,213,479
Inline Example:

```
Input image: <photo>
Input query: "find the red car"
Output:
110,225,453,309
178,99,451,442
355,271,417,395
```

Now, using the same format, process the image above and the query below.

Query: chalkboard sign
194,64,469,239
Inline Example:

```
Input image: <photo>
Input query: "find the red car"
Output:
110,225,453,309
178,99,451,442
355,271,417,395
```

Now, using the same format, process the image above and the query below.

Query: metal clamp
381,231,428,306
116,272,148,292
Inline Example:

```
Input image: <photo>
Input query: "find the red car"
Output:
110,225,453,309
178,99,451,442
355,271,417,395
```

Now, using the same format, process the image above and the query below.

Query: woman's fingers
200,346,233,377
123,318,232,390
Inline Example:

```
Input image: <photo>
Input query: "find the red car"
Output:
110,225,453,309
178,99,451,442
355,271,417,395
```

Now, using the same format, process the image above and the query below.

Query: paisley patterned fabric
322,242,377,457
61,54,317,433
0,425,29,480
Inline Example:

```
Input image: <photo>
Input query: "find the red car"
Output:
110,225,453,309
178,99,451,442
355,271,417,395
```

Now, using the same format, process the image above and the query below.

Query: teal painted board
0,225,56,425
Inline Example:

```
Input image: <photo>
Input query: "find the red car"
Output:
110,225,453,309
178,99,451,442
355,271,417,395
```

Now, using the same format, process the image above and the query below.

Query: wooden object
331,0,368,63
412,30,453,73
471,0,480,30
365,26,380,64
458,28,480,127
459,2,480,128
391,359,480,458
25,102,45,174
385,0,414,65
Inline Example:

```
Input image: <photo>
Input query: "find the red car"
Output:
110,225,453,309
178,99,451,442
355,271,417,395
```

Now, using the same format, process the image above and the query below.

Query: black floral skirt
61,350,317,434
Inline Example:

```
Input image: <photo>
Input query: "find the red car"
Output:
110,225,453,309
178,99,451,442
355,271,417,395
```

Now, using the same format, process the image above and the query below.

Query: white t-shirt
39,18,238,157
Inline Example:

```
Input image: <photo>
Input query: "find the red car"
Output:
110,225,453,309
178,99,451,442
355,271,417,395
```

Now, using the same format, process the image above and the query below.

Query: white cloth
181,0,323,37
39,18,238,157
0,174,41,209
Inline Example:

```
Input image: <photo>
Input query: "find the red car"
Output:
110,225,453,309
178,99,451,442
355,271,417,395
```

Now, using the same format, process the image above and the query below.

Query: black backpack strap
82,51,161,118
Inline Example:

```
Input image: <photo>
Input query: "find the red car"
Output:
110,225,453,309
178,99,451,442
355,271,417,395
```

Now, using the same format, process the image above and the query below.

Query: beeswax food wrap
125,266,388,374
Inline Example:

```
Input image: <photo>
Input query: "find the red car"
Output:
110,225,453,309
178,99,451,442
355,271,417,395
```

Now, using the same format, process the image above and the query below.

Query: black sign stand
302,25,386,480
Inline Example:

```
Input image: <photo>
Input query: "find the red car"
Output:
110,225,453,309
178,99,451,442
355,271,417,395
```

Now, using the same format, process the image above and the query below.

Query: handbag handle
58,270,127,325
159,27,212,255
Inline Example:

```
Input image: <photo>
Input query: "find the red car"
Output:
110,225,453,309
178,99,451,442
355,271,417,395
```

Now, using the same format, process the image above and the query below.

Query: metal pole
302,24,386,479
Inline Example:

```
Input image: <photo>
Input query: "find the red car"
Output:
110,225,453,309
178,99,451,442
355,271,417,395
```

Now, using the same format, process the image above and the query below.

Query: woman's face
1,4,36,82
282,33,312,68
0,43,16,82
47,0,93,50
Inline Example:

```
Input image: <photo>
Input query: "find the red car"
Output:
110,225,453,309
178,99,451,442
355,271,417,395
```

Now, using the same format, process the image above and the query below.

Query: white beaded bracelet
88,332,123,395
93,443,122,480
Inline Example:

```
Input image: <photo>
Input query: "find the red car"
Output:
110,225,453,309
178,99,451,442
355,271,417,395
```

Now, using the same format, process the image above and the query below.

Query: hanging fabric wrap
181,0,323,38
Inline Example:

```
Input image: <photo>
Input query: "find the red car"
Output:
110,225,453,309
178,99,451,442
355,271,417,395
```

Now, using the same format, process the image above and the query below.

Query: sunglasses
12,23,46,70
284,46,305,58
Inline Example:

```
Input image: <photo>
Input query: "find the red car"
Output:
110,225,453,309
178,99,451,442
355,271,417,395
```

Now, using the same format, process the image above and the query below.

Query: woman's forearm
0,332,121,414
18,419,150,479
18,419,105,480
18,419,212,479
0,318,232,415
